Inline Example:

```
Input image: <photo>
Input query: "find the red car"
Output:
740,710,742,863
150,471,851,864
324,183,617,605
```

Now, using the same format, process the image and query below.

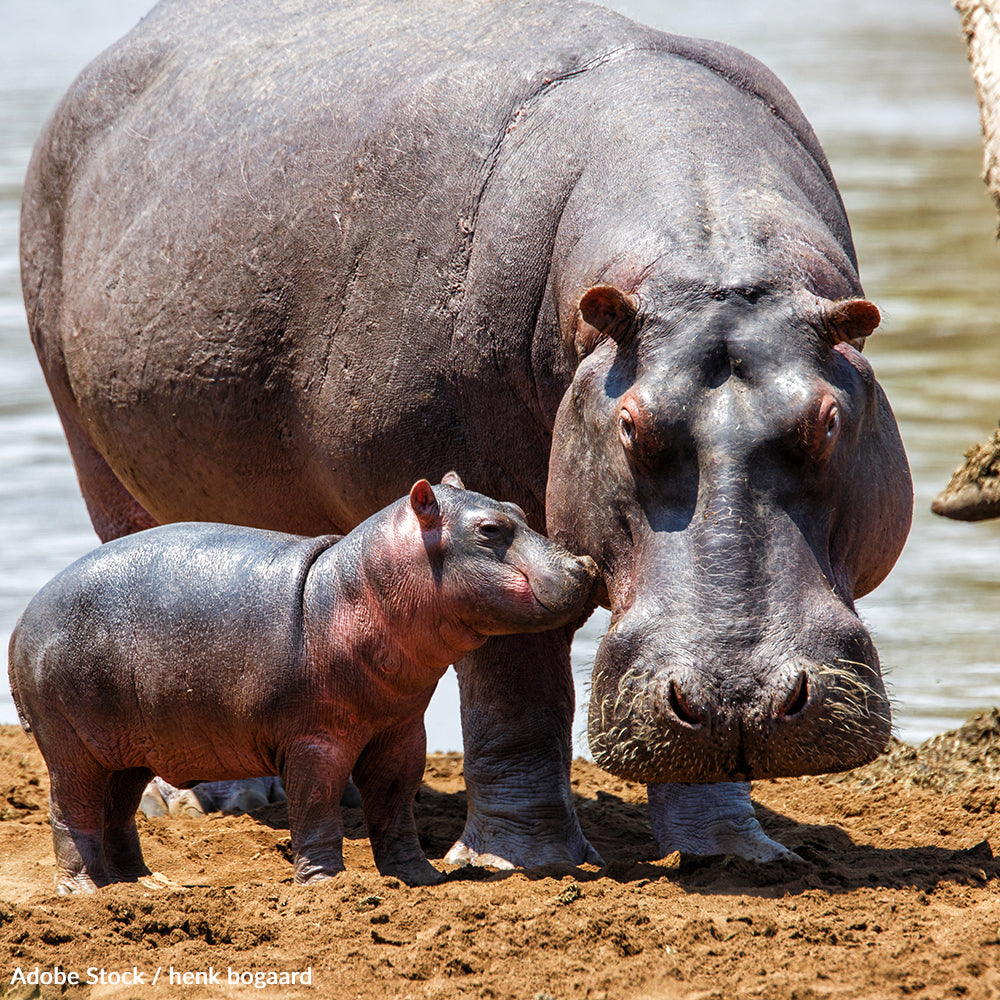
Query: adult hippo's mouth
587,614,892,784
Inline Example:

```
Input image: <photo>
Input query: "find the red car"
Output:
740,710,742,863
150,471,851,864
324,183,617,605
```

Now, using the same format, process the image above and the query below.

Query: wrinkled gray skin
20,0,912,866
8,478,597,894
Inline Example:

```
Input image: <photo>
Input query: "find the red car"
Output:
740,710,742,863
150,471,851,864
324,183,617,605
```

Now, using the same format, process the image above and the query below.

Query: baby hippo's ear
410,479,441,530
441,470,466,489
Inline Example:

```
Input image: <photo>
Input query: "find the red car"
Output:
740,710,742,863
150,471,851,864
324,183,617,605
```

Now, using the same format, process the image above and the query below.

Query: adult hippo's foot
648,782,801,862
139,775,288,819
445,631,604,870
444,808,604,871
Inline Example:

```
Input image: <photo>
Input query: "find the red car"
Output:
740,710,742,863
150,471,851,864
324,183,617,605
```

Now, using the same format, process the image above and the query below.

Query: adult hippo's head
546,282,912,784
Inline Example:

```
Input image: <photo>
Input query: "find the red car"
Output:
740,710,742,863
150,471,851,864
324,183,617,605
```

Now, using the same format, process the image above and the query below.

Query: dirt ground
3,714,1000,1000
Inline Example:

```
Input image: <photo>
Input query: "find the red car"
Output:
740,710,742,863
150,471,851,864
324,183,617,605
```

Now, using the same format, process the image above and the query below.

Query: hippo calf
8,477,596,894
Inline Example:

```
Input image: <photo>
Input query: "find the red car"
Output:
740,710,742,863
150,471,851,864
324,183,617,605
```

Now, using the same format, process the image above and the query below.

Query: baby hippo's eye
477,520,512,548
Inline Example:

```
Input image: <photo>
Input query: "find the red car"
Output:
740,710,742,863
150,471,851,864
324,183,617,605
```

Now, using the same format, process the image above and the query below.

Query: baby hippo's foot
105,845,151,883
107,864,151,884
382,858,445,887
51,817,111,894
648,781,802,862
371,838,446,886
56,873,104,895
293,853,442,886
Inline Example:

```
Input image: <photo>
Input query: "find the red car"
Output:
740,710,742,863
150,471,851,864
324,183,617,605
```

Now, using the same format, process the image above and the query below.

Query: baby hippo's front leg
282,739,354,883
353,718,443,887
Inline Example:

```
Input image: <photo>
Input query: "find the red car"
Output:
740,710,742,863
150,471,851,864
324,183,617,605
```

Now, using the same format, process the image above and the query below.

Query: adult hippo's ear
574,285,640,358
441,470,466,489
821,298,881,351
410,479,442,530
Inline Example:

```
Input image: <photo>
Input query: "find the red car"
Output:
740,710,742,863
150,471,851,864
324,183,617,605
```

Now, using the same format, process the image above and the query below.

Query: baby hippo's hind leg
353,719,443,887
46,757,113,895
103,768,154,881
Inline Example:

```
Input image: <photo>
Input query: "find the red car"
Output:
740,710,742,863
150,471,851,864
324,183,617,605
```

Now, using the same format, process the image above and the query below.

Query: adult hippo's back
21,0,912,866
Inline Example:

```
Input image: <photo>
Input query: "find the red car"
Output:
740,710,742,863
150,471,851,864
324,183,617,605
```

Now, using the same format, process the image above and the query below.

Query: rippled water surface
2,0,998,751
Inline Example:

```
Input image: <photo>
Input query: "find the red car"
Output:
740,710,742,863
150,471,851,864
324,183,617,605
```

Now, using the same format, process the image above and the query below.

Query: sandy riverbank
3,715,1000,999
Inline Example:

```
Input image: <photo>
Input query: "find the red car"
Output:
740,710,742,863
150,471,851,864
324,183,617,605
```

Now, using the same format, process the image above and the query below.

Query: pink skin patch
509,568,547,611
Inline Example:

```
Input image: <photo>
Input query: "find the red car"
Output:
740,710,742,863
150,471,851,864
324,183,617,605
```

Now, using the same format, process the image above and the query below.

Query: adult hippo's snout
589,594,891,784
548,285,911,790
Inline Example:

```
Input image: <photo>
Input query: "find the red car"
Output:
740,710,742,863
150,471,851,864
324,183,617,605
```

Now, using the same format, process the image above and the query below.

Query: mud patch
933,425,1000,520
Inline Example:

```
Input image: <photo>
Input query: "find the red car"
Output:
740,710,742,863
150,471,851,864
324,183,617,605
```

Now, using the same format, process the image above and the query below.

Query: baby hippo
8,475,597,894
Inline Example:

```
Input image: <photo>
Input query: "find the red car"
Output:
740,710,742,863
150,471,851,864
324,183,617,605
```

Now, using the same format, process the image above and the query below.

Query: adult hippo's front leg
445,631,597,869
648,783,798,862
446,630,602,869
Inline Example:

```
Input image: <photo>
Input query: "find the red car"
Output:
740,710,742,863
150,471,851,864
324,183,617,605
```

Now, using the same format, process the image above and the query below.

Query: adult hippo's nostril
667,679,708,729
776,670,811,720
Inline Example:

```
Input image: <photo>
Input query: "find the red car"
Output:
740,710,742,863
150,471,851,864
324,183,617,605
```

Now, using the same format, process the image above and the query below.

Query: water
2,0,998,752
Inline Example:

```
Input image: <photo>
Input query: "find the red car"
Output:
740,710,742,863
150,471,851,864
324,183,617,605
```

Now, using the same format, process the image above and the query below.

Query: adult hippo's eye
821,397,840,443
825,404,840,439
618,407,636,449
802,393,842,462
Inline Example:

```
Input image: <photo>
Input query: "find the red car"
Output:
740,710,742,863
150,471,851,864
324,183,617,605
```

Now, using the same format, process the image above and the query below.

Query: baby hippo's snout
503,523,598,626
526,551,599,615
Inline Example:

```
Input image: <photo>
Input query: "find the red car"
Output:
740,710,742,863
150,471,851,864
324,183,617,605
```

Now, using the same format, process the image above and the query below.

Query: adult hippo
20,0,912,866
